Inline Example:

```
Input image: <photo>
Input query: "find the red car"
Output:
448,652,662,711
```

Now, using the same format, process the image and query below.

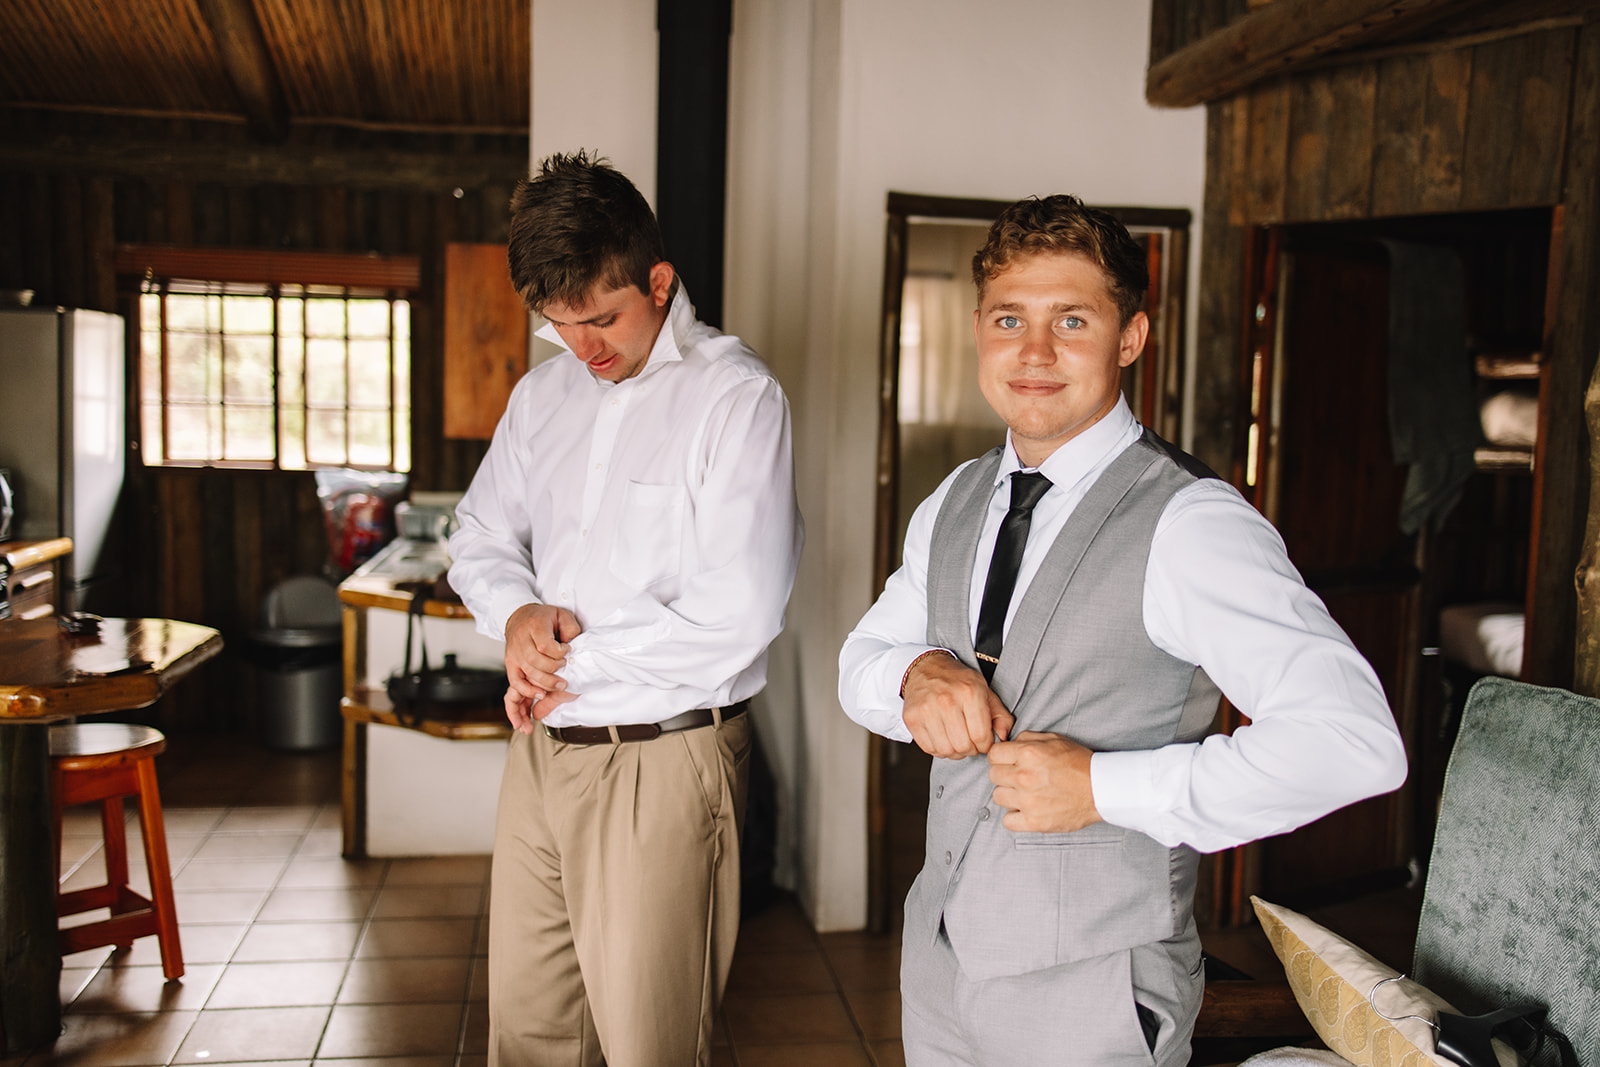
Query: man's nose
1018,327,1055,364
569,328,604,361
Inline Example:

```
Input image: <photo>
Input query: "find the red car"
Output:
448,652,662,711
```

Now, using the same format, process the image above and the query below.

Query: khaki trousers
488,712,751,1067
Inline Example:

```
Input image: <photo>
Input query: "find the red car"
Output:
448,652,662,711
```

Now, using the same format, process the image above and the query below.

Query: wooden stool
49,722,184,980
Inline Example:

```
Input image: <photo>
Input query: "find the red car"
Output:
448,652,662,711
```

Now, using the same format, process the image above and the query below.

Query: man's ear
1118,311,1150,368
649,261,675,308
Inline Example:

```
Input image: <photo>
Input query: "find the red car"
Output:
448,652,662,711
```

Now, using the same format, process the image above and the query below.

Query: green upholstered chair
1224,676,1599,1067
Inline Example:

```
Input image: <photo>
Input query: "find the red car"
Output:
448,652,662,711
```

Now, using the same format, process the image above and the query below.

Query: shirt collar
533,282,696,383
996,394,1138,492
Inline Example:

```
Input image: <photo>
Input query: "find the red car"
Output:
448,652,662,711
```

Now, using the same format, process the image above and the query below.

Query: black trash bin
251,576,343,750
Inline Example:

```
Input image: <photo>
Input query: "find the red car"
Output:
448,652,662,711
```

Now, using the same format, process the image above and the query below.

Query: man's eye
1053,316,1084,335
998,315,1021,330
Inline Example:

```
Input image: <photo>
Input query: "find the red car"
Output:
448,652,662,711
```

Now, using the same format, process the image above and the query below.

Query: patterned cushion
1251,897,1517,1067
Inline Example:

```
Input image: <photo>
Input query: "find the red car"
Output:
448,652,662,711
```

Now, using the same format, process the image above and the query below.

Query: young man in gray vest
838,195,1407,1066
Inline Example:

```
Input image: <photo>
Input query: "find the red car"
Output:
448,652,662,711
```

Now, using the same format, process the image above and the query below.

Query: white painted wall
523,0,1207,932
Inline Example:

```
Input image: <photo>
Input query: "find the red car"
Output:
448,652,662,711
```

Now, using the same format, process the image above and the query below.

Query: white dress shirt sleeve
555,376,803,702
449,378,545,641
1090,480,1409,853
837,464,973,744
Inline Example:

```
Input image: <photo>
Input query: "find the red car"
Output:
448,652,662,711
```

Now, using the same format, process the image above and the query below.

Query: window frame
116,246,422,473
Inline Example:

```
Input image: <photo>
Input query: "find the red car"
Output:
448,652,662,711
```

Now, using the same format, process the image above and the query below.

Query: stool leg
133,760,183,980
100,796,133,947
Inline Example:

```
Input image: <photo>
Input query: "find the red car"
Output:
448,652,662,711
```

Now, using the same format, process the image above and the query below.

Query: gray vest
908,429,1221,981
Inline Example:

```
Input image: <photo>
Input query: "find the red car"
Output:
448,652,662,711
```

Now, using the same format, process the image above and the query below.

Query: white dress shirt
838,396,1406,853
449,286,804,729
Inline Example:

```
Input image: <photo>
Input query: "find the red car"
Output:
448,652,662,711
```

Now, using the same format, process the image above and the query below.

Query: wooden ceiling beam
1146,0,1480,107
195,0,291,142
0,132,526,193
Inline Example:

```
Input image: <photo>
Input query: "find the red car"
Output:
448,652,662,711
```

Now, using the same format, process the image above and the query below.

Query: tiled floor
8,732,1418,1067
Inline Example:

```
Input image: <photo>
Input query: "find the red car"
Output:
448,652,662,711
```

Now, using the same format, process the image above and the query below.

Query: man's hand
504,603,582,704
987,731,1102,833
901,652,1016,759
504,687,580,734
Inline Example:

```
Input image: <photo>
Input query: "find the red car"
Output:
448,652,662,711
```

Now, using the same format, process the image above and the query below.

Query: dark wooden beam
0,132,526,193
195,0,291,143
1146,0,1478,107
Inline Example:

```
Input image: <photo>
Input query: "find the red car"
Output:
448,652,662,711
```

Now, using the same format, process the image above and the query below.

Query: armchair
1196,676,1600,1066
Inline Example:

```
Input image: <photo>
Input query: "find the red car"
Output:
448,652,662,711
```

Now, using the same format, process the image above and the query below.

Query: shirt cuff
1089,745,1191,849
483,587,541,643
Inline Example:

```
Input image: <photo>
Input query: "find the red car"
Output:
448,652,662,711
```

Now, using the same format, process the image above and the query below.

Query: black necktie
974,471,1052,683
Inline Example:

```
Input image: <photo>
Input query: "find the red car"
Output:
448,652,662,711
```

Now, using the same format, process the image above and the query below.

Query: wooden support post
1574,356,1600,697
0,725,61,1052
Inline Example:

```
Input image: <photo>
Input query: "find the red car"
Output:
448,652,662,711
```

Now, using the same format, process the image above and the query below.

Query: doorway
866,192,1192,932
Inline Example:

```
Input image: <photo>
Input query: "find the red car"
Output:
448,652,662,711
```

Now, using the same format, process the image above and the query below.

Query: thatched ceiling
0,0,530,137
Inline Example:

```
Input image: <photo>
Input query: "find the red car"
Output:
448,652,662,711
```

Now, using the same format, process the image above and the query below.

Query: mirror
866,192,1192,931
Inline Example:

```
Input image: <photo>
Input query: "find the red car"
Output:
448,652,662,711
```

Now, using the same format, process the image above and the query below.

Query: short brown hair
972,195,1149,326
507,151,665,313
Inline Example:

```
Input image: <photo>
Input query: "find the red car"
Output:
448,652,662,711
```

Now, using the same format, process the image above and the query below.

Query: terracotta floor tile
257,886,377,922
190,831,304,861
317,1003,465,1058
173,858,288,891
60,966,99,1006
735,1043,873,1066
156,809,229,835
460,999,489,1054
817,939,901,991
737,898,819,954
172,1005,330,1062
215,806,319,834
111,922,245,966
231,920,362,962
295,828,344,857
32,1010,197,1067
68,963,222,1013
337,957,471,1004
382,855,491,886
843,987,900,1041
726,948,837,995
370,884,484,919
722,991,859,1045
355,917,478,959
278,855,388,889
172,889,269,924
205,960,349,1008
310,805,344,831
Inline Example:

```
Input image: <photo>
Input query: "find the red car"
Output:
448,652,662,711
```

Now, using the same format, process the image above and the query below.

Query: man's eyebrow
982,300,1097,315
545,307,619,327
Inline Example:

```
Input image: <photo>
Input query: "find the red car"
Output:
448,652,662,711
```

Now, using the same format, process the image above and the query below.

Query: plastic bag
314,469,408,578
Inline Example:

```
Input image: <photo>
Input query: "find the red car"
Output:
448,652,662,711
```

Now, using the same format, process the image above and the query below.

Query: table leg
0,723,62,1051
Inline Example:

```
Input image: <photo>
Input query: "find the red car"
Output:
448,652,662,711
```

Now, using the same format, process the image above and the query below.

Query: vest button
935,785,944,799
978,808,990,821
943,850,952,865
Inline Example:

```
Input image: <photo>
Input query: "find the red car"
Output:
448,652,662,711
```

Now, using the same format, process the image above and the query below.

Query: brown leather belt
542,699,749,745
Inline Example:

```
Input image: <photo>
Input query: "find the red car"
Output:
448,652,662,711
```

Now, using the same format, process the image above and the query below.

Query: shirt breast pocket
610,481,686,588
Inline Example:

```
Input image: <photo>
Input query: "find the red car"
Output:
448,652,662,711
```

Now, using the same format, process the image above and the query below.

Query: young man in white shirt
449,151,803,1067
837,194,1406,1066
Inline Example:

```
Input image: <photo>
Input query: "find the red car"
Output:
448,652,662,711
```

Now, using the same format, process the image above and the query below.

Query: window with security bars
137,280,411,471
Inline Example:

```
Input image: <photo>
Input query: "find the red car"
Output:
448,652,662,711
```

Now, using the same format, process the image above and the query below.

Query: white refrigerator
0,307,126,612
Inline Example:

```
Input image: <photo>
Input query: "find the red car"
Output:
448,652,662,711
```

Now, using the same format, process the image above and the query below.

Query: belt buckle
542,723,563,742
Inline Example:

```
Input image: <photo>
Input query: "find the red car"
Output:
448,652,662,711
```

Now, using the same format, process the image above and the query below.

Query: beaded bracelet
900,648,956,698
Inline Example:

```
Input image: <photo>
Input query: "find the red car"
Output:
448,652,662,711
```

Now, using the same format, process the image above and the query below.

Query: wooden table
0,617,222,1052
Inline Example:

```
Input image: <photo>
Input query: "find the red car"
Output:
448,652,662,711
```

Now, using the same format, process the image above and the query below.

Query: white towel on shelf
1479,391,1538,448
1439,602,1525,678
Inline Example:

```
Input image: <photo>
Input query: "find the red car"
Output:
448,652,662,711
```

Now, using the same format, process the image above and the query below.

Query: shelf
1474,446,1535,473
1474,353,1542,380
343,687,511,740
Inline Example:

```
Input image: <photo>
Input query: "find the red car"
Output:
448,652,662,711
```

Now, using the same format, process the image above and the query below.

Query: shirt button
560,590,572,601
935,785,944,799
943,851,952,865
979,808,990,821
580,529,588,537
594,463,603,471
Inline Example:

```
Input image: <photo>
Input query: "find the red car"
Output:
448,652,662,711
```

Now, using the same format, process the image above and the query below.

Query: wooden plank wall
1193,21,1600,688
0,111,525,732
